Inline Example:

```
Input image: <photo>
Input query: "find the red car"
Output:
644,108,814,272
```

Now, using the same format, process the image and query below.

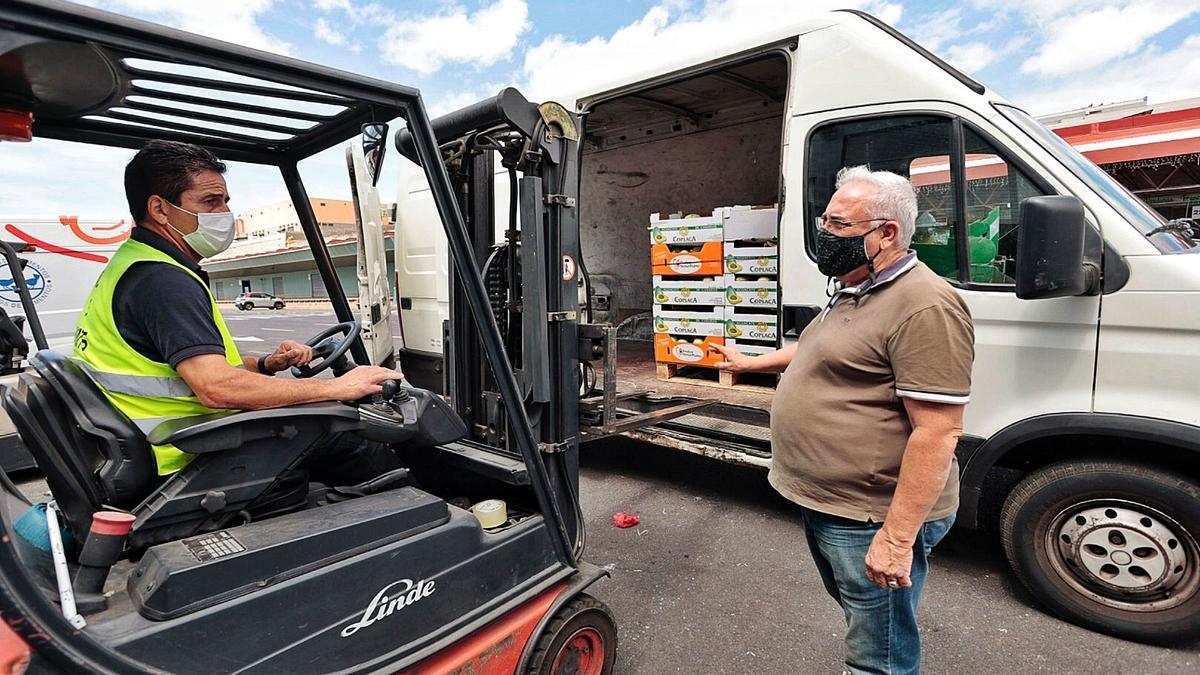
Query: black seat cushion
28,351,157,508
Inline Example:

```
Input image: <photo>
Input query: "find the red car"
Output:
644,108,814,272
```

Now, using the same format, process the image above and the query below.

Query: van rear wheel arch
958,413,1200,530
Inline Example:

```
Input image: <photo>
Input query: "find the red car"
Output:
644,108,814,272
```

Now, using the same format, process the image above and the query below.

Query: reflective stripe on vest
76,360,196,398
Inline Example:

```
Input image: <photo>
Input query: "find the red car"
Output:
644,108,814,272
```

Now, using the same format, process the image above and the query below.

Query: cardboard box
723,275,778,309
723,241,779,275
722,205,778,241
652,275,725,306
651,241,724,276
649,211,723,245
653,306,726,338
654,334,726,367
724,307,778,341
726,338,779,357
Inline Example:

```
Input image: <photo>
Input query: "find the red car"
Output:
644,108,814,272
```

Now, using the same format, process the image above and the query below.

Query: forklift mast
395,88,585,550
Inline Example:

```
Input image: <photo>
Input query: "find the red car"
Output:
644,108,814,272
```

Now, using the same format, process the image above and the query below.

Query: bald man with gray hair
714,166,975,674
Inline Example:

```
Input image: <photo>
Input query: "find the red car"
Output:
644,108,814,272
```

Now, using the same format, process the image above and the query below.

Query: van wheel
245,302,254,310
274,301,283,309
1000,460,1200,643
525,594,616,675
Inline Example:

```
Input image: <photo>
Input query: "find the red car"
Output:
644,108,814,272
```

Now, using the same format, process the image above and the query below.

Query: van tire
524,594,617,675
1000,460,1200,643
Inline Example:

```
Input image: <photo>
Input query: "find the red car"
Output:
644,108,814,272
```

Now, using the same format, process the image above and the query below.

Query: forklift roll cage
0,0,584,668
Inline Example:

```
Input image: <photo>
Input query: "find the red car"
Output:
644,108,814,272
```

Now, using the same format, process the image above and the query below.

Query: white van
0,215,130,469
391,10,1200,642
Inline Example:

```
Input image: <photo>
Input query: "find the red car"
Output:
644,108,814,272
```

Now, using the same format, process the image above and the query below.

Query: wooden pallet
655,362,778,393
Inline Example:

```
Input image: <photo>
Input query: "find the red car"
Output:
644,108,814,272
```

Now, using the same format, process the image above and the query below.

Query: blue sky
5,0,1200,218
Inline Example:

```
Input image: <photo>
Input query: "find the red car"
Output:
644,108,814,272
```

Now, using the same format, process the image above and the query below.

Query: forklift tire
1000,460,1200,644
525,594,617,675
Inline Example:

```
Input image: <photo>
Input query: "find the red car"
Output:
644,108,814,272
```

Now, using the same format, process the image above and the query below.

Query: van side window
960,127,1047,285
807,115,1051,288
806,115,959,280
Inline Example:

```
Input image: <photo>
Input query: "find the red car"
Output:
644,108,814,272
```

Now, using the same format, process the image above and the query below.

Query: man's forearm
742,342,797,373
242,355,261,373
880,427,959,545
190,367,339,410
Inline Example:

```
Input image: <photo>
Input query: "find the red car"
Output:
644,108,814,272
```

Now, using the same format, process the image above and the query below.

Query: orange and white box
721,205,779,241
654,334,726,367
649,211,724,245
651,241,724,277
652,275,725,306
653,305,726,338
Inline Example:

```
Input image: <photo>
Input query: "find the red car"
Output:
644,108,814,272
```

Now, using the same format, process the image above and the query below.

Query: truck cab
392,10,1200,643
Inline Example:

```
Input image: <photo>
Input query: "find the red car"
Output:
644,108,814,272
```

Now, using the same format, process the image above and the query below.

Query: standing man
713,166,974,674
74,139,401,483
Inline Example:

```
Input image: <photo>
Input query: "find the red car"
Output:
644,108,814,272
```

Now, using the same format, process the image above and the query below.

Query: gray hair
835,165,918,248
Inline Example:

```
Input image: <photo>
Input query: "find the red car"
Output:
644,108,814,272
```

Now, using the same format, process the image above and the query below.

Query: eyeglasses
818,216,890,232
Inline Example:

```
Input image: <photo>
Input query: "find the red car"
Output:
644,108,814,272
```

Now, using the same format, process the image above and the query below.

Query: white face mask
166,202,235,258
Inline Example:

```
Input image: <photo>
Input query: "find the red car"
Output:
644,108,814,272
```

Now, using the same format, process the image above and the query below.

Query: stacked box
653,275,726,306
725,338,778,358
651,205,781,373
654,334,727,367
649,211,724,245
652,305,726,338
652,241,724,277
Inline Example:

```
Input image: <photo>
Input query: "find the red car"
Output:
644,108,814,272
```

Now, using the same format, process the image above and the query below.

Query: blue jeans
800,508,955,675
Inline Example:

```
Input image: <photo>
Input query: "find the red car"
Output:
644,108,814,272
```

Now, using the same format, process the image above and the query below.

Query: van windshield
995,104,1197,254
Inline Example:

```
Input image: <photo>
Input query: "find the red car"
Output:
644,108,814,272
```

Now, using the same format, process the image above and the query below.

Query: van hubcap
1049,499,1198,611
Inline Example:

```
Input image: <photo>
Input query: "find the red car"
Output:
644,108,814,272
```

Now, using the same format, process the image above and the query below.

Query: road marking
262,327,293,332
232,336,264,342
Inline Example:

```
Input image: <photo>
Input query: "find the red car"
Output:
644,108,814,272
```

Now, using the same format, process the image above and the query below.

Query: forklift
0,1,615,673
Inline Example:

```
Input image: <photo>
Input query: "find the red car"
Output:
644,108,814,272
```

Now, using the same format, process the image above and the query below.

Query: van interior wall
580,116,782,325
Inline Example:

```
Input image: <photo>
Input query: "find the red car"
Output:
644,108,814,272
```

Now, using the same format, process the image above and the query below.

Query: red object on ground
612,512,640,528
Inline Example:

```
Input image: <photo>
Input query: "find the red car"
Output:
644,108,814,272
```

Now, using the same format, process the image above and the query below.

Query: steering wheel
291,320,361,378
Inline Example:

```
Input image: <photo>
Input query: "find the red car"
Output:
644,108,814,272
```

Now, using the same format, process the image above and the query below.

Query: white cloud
378,0,530,75
520,0,897,103
97,0,290,54
314,0,353,11
1013,34,1200,115
944,43,996,74
315,17,346,46
1014,0,1198,77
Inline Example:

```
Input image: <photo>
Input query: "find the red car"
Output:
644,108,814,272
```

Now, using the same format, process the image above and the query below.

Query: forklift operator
73,139,401,481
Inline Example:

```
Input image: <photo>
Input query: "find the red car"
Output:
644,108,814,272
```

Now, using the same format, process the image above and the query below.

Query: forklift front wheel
525,594,617,675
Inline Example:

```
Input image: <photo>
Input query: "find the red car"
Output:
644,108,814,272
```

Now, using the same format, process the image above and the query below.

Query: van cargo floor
613,339,775,410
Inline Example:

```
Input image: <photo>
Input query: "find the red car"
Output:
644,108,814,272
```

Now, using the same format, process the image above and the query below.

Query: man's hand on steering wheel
262,339,314,373
332,365,403,400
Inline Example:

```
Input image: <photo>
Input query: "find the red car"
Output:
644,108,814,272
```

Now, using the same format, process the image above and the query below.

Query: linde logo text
341,578,436,637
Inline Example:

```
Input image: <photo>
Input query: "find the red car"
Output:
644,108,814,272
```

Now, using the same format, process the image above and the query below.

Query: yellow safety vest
74,237,242,475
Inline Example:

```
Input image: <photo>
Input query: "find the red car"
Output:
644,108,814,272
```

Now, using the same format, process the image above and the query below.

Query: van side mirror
362,123,389,186
1015,195,1099,300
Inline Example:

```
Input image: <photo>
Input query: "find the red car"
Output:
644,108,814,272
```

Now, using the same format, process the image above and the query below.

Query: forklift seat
2,351,360,548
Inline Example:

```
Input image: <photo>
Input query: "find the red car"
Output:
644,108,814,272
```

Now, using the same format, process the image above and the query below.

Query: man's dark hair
124,140,226,225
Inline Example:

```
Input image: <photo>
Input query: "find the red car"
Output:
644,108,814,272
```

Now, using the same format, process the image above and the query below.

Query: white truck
386,10,1200,643
0,216,131,469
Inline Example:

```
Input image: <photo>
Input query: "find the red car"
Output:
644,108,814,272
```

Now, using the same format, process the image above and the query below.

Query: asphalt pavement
227,305,1200,674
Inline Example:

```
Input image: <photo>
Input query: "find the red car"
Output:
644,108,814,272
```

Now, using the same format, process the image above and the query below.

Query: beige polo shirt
768,256,974,522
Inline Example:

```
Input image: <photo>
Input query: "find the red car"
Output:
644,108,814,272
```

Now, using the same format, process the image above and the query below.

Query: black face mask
815,225,883,278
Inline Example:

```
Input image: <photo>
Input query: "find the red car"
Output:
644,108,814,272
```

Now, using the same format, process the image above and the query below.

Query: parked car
235,291,285,310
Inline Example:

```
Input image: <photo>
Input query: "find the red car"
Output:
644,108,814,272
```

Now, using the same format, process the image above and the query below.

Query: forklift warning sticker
341,578,437,637
562,255,577,282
